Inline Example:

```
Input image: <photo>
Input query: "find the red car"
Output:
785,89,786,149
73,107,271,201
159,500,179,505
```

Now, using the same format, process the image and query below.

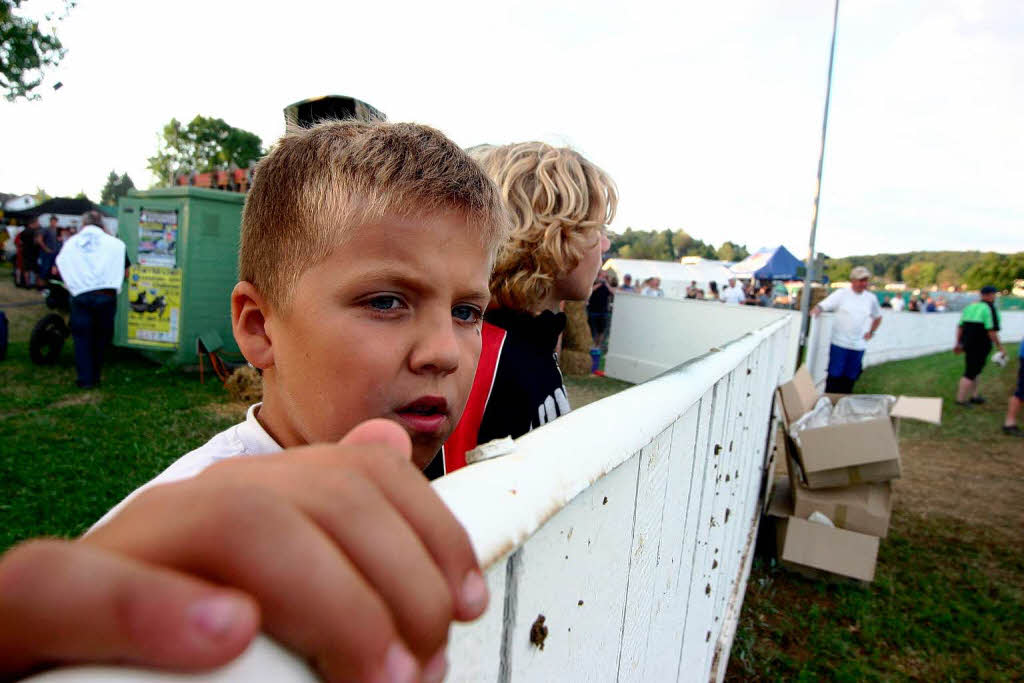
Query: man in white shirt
721,277,745,305
811,265,883,393
55,210,128,389
890,295,905,312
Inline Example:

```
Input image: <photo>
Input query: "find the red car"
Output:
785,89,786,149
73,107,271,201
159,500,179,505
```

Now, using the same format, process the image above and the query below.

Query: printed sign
138,208,178,267
126,266,182,348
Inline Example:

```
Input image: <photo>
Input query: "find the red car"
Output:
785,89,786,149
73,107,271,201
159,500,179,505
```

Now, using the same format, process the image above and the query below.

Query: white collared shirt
91,404,281,531
55,225,127,296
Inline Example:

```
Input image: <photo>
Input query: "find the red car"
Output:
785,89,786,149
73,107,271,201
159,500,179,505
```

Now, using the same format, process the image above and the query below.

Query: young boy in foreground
0,120,511,682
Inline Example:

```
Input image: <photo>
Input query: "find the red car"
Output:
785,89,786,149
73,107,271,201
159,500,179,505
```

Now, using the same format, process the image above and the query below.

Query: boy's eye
367,295,404,311
452,304,482,324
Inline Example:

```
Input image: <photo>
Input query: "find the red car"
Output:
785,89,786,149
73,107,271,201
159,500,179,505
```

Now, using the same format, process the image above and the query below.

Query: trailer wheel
29,314,69,365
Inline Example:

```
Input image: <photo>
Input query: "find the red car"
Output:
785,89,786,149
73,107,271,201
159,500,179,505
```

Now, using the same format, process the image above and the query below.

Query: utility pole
798,0,841,365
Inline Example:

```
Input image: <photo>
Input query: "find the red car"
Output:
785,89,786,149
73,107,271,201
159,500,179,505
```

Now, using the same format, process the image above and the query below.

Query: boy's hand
2,420,486,682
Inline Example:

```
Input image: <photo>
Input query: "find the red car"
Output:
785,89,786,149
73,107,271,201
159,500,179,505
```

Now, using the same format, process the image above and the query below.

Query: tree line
609,228,750,263
822,251,1024,292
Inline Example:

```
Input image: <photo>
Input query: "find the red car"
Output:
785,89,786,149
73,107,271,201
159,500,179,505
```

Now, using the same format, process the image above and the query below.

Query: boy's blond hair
472,142,617,311
240,120,510,310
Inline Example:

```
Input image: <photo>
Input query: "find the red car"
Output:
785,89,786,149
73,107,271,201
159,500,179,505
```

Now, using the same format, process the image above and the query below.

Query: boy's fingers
347,448,489,622
273,442,487,621
339,418,413,457
0,539,258,677
275,466,454,659
85,483,414,683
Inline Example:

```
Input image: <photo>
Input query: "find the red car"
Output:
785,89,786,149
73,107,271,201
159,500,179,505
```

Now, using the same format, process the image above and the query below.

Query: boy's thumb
338,418,413,460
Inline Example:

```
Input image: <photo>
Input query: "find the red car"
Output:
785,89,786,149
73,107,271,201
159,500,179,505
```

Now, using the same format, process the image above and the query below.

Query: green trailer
114,187,245,366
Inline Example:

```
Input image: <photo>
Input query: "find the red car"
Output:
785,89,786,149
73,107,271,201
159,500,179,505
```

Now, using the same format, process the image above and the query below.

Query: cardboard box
776,474,892,538
778,367,942,489
767,478,880,582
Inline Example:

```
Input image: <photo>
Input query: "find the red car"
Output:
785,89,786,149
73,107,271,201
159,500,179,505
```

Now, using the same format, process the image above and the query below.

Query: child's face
259,212,492,469
555,228,611,302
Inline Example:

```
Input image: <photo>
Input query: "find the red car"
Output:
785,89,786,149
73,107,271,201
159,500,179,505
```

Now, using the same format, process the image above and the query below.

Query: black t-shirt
477,309,569,444
588,282,613,315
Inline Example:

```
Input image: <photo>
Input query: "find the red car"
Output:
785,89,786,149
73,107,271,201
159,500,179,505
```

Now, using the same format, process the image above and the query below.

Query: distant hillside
822,250,1024,290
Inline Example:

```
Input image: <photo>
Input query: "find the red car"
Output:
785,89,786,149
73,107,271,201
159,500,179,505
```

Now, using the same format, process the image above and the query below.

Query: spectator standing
811,266,883,393
890,295,905,312
685,280,698,299
641,277,663,297
54,210,128,389
707,280,719,301
721,277,745,304
36,215,59,288
619,273,635,292
757,284,774,307
17,217,41,288
1002,343,1024,437
587,271,614,348
954,286,1004,406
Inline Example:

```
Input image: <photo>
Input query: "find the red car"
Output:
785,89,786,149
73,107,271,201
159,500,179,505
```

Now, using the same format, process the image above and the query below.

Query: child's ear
231,281,275,369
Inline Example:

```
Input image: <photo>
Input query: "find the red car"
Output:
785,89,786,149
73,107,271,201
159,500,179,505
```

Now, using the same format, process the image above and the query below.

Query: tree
33,186,49,202
147,115,264,186
0,0,75,101
964,252,1024,291
73,189,90,201
935,268,960,290
901,261,938,288
716,241,749,263
100,170,135,205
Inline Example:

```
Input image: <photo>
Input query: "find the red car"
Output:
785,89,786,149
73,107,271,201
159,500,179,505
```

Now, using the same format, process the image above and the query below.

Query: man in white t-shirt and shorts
721,277,745,305
811,265,883,394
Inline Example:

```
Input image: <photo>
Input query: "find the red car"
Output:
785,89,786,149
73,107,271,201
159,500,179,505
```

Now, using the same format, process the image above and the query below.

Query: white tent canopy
603,257,735,299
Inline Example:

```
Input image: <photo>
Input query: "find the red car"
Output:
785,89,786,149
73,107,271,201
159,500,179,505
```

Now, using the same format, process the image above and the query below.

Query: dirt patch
206,401,249,422
50,393,101,410
893,439,1024,544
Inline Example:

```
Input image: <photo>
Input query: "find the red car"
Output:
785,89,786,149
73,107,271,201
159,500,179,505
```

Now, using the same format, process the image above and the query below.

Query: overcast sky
2,0,1021,258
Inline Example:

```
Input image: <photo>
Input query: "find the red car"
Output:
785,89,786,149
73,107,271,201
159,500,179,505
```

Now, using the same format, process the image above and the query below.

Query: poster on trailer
127,266,182,348
137,208,178,267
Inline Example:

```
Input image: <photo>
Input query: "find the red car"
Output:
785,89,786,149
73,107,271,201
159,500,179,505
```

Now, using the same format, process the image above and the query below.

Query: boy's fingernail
188,595,248,640
460,569,488,614
423,647,448,683
385,643,418,683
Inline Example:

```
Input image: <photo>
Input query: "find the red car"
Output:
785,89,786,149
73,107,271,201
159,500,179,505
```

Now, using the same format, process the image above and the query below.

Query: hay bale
559,349,594,377
225,365,263,404
562,300,593,352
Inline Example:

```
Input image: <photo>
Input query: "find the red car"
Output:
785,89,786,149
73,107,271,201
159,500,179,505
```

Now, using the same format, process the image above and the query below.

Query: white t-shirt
55,225,127,296
818,288,882,351
641,287,664,297
91,404,281,531
721,285,745,305
890,297,905,312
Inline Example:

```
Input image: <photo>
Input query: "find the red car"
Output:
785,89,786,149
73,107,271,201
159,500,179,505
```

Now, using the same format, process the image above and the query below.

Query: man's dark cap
980,285,998,294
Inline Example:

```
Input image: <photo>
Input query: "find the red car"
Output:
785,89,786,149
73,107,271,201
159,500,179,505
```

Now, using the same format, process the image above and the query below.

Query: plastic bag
789,396,834,448
832,394,896,425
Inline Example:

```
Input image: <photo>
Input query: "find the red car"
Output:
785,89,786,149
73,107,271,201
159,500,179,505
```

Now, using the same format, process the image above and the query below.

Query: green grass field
729,343,1024,681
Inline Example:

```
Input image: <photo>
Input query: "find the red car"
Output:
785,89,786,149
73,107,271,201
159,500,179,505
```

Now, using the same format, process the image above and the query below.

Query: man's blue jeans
69,290,117,387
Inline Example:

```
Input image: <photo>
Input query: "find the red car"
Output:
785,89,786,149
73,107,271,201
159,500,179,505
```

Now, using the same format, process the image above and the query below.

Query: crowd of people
9,214,75,289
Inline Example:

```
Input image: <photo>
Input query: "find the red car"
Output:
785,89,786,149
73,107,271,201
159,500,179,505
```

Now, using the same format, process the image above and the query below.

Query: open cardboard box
768,476,880,582
777,366,942,489
781,449,892,536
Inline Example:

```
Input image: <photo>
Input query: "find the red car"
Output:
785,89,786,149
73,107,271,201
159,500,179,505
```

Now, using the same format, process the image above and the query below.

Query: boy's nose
410,315,460,375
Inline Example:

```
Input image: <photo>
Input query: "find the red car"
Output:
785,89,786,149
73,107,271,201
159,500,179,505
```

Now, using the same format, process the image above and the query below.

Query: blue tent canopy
729,245,805,280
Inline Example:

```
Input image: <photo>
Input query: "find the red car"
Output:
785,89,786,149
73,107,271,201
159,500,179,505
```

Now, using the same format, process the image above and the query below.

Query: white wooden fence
806,309,1024,387
602,294,801,385
31,315,795,683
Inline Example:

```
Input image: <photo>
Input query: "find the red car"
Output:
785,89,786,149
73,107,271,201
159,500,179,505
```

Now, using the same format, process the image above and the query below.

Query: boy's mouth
394,396,449,436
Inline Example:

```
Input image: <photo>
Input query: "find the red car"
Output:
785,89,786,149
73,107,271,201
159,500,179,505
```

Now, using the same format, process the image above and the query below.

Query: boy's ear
231,281,275,369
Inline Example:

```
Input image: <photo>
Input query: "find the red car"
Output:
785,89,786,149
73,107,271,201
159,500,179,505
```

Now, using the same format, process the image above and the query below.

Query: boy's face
253,212,492,470
555,228,611,302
